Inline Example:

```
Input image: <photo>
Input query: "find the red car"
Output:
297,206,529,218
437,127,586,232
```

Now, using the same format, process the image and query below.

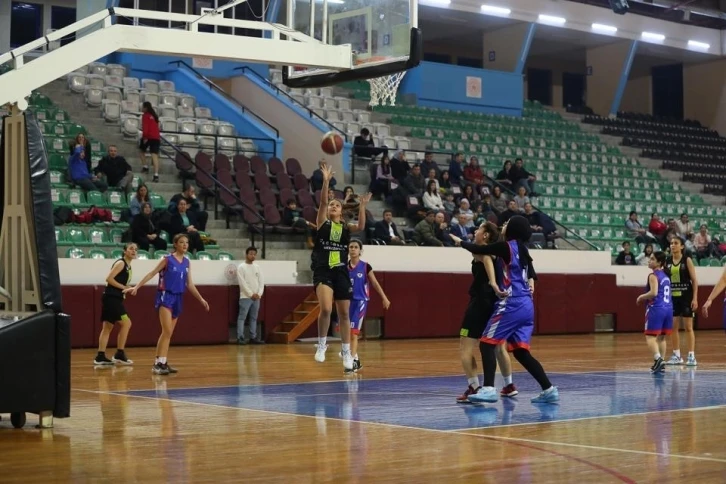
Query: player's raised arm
317,162,333,229
352,193,372,233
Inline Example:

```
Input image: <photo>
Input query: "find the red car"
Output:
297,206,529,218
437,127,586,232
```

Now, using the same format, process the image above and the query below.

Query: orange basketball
321,131,344,155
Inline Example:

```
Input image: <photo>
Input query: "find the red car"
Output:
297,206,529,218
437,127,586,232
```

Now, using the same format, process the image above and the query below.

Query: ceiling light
592,23,617,33
480,5,511,15
538,14,566,24
641,32,665,41
688,40,710,50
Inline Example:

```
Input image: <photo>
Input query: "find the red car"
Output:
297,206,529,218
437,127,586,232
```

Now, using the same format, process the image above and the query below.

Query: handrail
169,60,280,139
159,135,268,259
160,130,276,158
234,65,348,142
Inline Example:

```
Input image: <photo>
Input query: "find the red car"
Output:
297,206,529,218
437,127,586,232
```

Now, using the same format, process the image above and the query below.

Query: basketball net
367,71,406,108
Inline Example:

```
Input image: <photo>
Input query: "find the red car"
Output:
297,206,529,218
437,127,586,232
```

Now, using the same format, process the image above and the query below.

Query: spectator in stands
495,160,513,190
443,192,456,214
480,194,494,218
448,153,465,186
462,185,479,206
425,168,440,192
676,213,694,238
625,210,655,245
68,145,108,193
130,202,168,252
311,160,337,192
490,185,508,214
169,199,204,254
390,151,411,183
420,152,439,178
434,212,453,247
139,101,161,183
510,158,538,196
648,212,667,238
615,241,637,265
94,145,133,192
662,218,679,249
450,213,472,241
353,128,387,160
423,180,445,212
636,243,654,266
69,133,92,173
499,200,519,227
373,154,395,197
129,184,151,218
513,186,530,212
283,198,315,249
373,209,404,245
454,199,475,229
402,163,425,197
413,210,443,246
694,224,719,260
463,156,485,190
169,183,209,232
523,202,543,233
439,170,452,194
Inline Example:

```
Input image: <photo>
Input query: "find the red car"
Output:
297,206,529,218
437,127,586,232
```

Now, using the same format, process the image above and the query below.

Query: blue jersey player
125,234,209,375
636,251,672,373
450,215,559,404
345,240,389,372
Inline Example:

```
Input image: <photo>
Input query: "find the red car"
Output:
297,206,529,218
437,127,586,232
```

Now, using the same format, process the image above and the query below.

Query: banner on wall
192,57,214,69
466,76,482,98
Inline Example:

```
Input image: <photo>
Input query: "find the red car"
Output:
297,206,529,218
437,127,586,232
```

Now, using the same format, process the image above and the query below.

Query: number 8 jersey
647,270,672,309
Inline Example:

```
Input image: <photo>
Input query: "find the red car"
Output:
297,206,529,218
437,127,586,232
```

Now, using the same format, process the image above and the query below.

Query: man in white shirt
237,247,265,344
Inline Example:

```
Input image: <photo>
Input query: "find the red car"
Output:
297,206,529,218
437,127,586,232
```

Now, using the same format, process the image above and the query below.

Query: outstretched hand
449,234,462,245
123,286,138,297
320,162,335,182
359,192,372,205
702,299,712,318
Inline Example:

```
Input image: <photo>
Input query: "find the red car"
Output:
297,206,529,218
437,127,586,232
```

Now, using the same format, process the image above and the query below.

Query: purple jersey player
636,251,673,373
125,234,209,375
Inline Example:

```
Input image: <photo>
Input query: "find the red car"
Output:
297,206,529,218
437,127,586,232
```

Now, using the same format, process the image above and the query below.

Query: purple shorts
645,306,673,336
155,291,183,319
349,299,368,335
480,296,534,351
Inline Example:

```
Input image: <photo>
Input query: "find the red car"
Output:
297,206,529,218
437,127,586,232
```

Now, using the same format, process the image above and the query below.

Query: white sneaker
342,350,354,371
315,344,328,363
666,354,684,365
686,355,698,366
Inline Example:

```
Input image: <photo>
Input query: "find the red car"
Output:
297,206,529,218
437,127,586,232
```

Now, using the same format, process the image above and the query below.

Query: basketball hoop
367,71,406,108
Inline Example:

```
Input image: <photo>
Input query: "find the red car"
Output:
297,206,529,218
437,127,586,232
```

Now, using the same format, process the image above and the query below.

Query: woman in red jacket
139,101,161,183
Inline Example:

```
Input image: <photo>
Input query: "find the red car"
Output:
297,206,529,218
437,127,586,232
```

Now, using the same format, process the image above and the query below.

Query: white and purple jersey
495,240,531,299
158,254,189,294
348,260,372,302
646,270,672,310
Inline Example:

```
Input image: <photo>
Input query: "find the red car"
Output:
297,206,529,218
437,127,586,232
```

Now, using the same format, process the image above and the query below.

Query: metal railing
233,65,348,142
352,147,599,250
159,135,268,258
169,60,280,139
160,130,276,158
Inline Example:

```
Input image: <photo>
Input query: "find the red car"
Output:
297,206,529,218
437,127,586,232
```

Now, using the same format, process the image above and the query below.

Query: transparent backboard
283,0,421,87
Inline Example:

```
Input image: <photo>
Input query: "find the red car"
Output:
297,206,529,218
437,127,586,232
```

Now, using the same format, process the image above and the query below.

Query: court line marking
73,388,726,471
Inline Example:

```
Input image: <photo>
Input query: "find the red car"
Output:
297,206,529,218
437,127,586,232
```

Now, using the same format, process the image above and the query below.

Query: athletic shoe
112,351,133,366
315,344,328,363
166,363,178,374
342,350,354,371
152,363,170,375
531,386,559,403
250,339,265,345
651,357,666,374
141,166,149,173
93,353,114,366
500,384,519,398
353,359,362,372
152,175,159,183
666,354,684,365
686,355,698,366
456,385,480,404
468,386,499,404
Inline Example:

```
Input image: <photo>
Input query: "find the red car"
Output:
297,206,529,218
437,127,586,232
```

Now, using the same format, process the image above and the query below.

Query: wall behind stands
399,61,523,117
683,59,726,136
108,53,268,82
60,250,726,348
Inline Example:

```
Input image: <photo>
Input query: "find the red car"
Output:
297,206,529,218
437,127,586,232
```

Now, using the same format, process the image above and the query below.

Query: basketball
320,131,344,155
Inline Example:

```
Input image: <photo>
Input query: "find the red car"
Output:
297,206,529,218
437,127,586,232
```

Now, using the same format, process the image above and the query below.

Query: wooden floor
2,332,726,482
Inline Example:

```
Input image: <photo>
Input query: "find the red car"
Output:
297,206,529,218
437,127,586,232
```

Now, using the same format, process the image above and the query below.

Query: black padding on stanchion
53,312,71,418
25,112,63,312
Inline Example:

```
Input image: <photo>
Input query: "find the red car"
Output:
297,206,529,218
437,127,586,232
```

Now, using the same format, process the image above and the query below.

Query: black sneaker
152,175,159,183
112,351,134,366
166,363,178,374
237,338,248,345
94,353,113,366
141,166,149,173
651,357,666,373
353,359,362,372
152,363,170,375
250,338,265,345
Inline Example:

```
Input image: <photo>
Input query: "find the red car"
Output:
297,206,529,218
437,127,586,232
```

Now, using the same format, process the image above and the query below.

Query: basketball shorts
672,295,694,318
349,299,368,335
313,266,352,301
644,306,673,336
155,291,183,319
100,294,129,324
139,138,160,154
480,296,534,351
460,296,495,339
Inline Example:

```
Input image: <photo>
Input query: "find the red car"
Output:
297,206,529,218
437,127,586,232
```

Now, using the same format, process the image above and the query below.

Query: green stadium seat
149,193,166,208
159,230,170,243
216,251,234,261
66,189,88,208
106,190,126,208
111,249,124,259
65,247,85,259
86,191,106,207
196,251,213,260
66,228,91,246
88,228,114,247
153,250,170,259
55,228,71,247
109,228,125,245
89,249,109,259
136,250,151,260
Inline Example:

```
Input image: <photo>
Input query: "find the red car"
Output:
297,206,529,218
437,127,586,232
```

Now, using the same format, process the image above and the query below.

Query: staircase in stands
268,291,320,344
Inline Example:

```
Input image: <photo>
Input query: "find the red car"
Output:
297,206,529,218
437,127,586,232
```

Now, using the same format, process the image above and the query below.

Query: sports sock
155,357,159,364
688,351,695,358
512,349,552,391
159,357,167,364
353,354,359,361
318,337,327,347
467,377,480,388
504,375,513,386
654,352,661,360
341,343,350,353
674,349,681,357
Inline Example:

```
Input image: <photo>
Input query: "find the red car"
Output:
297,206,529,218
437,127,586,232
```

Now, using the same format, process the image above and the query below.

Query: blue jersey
646,270,671,309
496,240,531,299
349,260,371,301
158,254,189,294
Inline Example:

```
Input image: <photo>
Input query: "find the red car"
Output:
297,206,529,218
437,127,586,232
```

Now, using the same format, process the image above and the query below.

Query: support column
585,40,636,117
77,0,109,37
483,23,535,73
0,1,11,54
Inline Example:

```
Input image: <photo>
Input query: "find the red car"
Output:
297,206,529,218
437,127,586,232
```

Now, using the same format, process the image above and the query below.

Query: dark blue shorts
155,291,183,319
480,296,534,351
645,306,673,336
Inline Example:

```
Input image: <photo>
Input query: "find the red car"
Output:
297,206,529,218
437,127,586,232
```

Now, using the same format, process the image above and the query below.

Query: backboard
283,0,421,88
